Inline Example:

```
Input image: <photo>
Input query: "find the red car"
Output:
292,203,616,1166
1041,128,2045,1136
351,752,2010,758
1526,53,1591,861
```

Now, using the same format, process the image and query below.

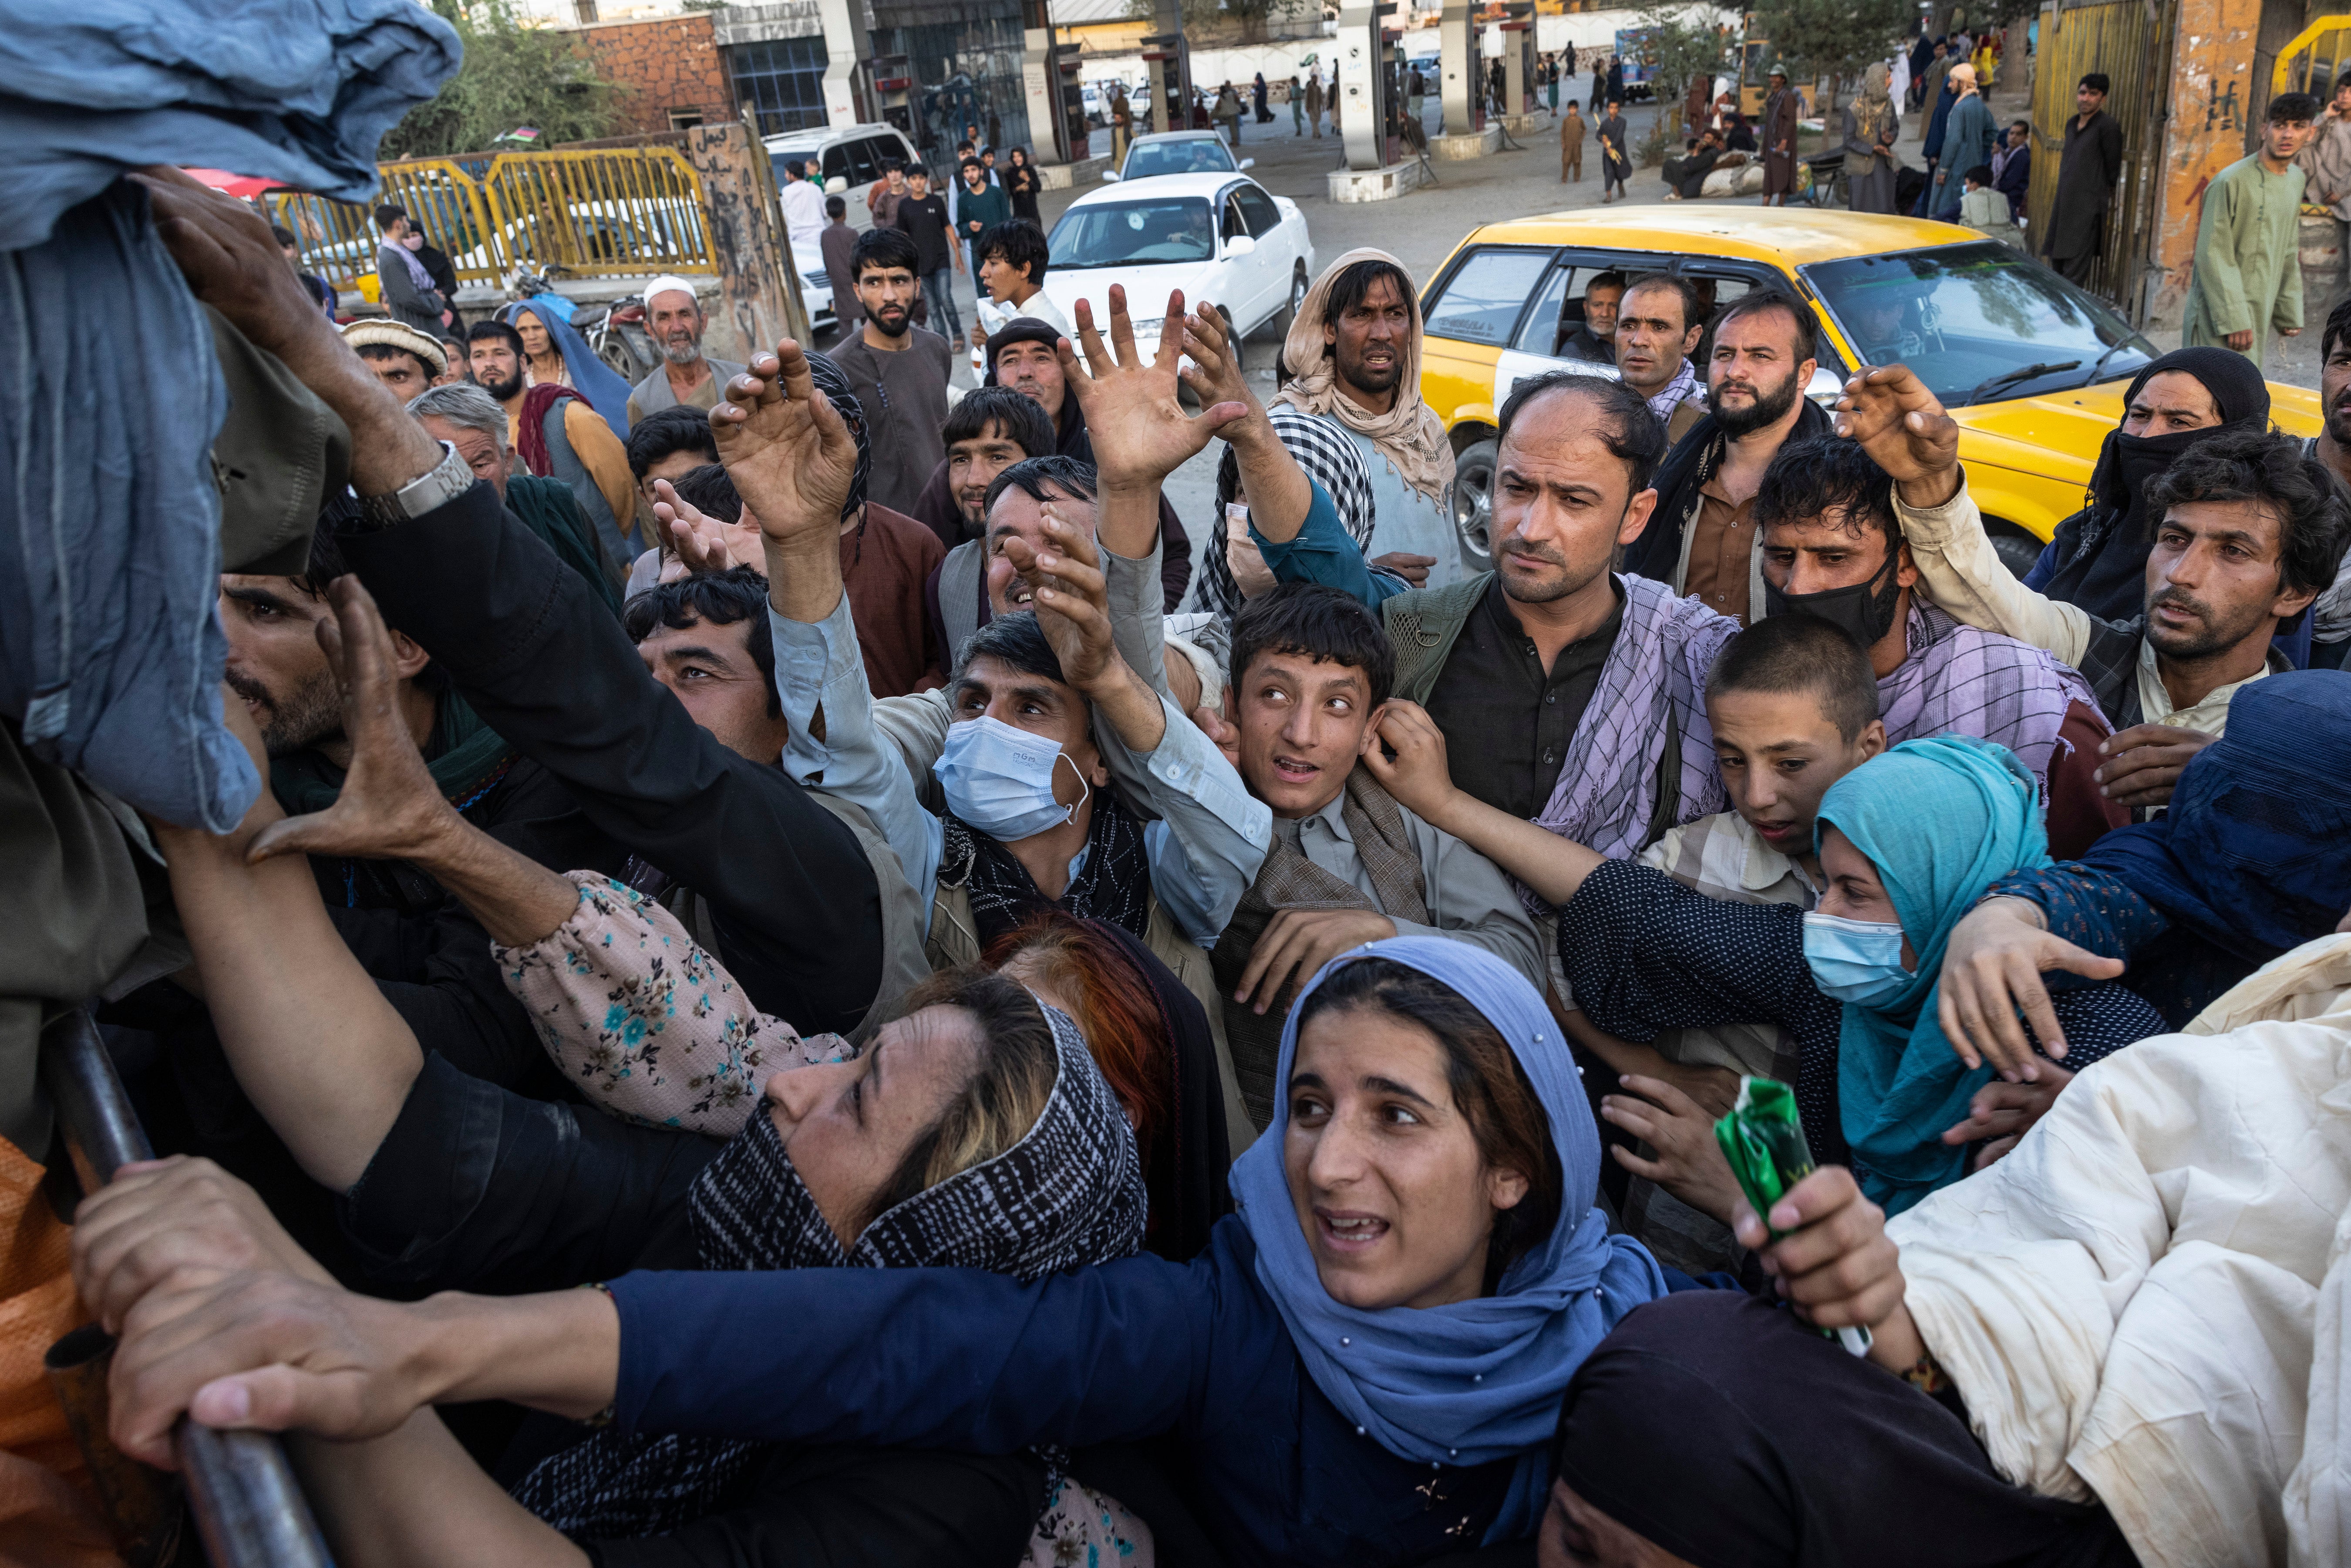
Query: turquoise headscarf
1815,735,2051,1215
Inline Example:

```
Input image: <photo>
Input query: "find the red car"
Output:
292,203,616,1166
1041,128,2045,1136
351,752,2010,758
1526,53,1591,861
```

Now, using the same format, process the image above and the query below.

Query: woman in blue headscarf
1808,735,2165,1214
539,936,1694,1565
502,298,634,435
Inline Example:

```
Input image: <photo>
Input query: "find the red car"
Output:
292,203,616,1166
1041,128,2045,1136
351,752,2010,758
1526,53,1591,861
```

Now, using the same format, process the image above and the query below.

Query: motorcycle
506,260,660,381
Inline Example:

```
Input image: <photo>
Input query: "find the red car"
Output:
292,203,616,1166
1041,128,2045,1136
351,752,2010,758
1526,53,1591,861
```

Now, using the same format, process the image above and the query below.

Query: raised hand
1057,286,1248,495
998,505,1117,695
1836,364,1960,506
246,578,459,868
712,341,857,550
1936,897,2125,1078
1176,299,1263,427
1361,700,1460,826
650,478,758,577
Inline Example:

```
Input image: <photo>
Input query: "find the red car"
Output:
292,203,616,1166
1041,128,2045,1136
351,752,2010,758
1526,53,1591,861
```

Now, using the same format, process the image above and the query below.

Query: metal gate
2029,0,2169,319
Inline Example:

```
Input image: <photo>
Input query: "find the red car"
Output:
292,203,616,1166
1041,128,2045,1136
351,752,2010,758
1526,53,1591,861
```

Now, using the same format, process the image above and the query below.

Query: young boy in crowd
1188,583,1547,1126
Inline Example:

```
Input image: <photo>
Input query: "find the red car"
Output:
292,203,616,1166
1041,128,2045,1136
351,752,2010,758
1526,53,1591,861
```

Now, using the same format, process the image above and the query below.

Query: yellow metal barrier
2275,15,2351,96
268,146,717,297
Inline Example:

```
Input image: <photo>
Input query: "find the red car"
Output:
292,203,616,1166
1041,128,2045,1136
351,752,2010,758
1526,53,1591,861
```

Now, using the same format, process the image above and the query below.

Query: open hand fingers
1598,1096,1663,1146
1614,1072,1702,1121
1236,910,1312,1012
1108,284,1142,369
1072,296,1115,381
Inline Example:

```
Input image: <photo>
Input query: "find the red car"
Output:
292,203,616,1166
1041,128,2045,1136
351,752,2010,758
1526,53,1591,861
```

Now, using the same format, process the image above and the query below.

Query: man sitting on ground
1845,363,2348,809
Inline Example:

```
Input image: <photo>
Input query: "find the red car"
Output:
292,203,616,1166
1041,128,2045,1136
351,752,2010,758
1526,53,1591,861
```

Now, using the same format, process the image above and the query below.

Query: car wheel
1453,437,1499,562
1985,523,2043,581
1273,266,1307,340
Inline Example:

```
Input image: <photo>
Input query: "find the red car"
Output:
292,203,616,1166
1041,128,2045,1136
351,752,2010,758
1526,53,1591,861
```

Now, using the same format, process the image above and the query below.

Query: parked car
1415,205,2321,573
1104,130,1254,183
1041,172,1314,364
761,121,923,232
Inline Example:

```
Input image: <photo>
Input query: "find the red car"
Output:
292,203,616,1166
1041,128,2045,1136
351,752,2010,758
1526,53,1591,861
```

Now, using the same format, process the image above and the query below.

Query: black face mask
1764,544,1904,649
2104,425,2214,518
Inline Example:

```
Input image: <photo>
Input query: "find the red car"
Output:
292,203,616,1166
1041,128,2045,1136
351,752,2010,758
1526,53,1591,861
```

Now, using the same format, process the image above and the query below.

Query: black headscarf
2037,347,2271,624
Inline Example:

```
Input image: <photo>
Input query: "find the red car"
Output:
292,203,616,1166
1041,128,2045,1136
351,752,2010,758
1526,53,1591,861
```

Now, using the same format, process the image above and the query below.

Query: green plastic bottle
1714,1076,1871,1356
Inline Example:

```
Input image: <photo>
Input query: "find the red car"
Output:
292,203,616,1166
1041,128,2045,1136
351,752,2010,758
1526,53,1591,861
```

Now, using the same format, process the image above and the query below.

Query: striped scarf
1876,599,2105,789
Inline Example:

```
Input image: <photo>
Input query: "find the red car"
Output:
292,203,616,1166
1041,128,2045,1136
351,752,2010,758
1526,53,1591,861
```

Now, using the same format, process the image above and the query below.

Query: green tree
1124,0,1312,46
1755,0,1915,118
382,0,619,159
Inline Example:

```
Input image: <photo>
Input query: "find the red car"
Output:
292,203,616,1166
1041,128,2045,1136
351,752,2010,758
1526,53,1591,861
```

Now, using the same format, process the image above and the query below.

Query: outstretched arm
1363,701,1607,906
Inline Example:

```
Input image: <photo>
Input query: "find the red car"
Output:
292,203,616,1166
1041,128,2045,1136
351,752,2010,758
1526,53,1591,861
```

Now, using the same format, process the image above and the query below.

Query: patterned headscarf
513,1001,1144,1538
1272,249,1455,508
1872,599,2104,787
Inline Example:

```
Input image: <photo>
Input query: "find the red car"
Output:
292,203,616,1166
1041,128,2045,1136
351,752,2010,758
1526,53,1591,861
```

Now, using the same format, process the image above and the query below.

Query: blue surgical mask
1801,911,1913,1007
933,716,1087,841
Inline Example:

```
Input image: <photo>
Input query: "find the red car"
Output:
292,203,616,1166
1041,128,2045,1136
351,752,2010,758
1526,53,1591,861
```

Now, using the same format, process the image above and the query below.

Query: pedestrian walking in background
1214,82,1244,146
1290,74,1305,135
1306,69,1324,137
1599,97,1630,203
1408,64,1427,127
1906,25,1935,110
1992,120,2032,222
819,195,862,332
1110,82,1134,161
2043,74,2122,284
2298,73,2351,319
1683,72,1711,140
1606,54,1624,108
1915,71,1958,215
955,157,1011,280
1590,57,1606,111
1561,101,1586,182
1842,66,1901,215
2185,92,2318,360
892,165,963,343
1547,57,1559,112
1931,64,1994,222
1916,39,1953,136
1254,72,1270,123
1760,63,1799,206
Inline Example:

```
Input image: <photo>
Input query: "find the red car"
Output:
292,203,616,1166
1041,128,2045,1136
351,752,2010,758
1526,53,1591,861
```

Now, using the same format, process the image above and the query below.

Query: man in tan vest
1561,101,1586,182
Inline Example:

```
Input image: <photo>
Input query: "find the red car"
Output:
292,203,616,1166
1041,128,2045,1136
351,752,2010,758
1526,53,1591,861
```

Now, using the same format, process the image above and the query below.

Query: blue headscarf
502,299,634,436
2077,670,2351,963
1228,935,1667,1544
1817,736,2049,1215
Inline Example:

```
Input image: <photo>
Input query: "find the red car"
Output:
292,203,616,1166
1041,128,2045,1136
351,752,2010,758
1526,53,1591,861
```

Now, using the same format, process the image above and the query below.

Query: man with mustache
624,276,744,427
1624,290,1826,625
832,226,954,518
2304,296,2351,666
1849,363,2349,808
1613,275,1707,444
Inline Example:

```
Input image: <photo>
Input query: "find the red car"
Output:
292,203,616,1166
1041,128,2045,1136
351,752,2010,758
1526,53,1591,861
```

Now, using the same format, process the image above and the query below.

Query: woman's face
761,1005,981,1245
1815,827,1919,972
1283,1005,1530,1311
515,313,554,361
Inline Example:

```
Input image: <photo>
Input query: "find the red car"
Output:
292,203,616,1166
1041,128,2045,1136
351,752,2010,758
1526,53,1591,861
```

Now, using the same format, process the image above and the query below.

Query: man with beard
624,276,744,427
1557,270,1624,365
1615,275,1707,443
1626,291,1827,625
1249,253,1457,594
466,317,637,559
1851,364,2348,803
2301,296,2351,666
832,226,954,517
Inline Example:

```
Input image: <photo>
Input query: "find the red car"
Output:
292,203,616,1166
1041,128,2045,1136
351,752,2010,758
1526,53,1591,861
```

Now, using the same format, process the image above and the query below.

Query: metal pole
41,1009,335,1568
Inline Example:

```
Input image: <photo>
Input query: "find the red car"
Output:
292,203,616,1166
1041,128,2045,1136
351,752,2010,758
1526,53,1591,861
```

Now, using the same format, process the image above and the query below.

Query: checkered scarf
512,1003,1144,1540
1201,407,1378,618
1877,599,2104,787
1530,575,1737,874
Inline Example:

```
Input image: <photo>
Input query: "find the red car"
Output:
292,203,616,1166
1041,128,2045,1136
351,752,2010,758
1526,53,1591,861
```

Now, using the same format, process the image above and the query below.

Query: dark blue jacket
612,1216,1527,1568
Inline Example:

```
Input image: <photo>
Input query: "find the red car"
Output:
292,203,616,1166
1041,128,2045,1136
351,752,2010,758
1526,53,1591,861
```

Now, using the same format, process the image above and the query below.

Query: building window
728,36,830,137
669,108,706,130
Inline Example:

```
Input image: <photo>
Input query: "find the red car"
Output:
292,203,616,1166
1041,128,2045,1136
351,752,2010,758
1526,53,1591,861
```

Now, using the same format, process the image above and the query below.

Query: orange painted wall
2150,0,2263,323
577,14,739,135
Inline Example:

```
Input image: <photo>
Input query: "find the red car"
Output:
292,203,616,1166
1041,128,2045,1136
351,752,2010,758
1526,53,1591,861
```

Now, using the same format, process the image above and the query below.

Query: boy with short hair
820,192,861,331
1189,582,1546,1125
892,165,963,343
970,218,1071,356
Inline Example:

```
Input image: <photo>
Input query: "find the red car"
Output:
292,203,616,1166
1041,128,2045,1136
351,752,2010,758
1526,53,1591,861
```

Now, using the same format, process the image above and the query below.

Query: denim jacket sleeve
1251,479,1408,609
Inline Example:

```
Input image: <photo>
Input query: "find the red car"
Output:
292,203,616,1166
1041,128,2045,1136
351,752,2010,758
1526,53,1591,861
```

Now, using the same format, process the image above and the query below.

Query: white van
761,122,924,233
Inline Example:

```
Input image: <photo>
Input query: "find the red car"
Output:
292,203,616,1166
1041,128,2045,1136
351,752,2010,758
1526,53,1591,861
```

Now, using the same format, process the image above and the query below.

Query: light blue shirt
771,592,1270,944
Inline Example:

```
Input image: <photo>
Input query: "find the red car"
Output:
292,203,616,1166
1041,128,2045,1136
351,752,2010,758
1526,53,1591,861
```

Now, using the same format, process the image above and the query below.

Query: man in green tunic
2184,92,2320,360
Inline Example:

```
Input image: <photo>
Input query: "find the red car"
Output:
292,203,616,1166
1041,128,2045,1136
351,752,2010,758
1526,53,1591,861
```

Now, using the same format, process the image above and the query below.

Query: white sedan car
1039,172,1315,367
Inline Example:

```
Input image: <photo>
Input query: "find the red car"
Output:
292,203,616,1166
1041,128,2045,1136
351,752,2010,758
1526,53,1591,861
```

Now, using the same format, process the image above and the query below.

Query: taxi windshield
1801,242,2155,405
1049,199,1216,269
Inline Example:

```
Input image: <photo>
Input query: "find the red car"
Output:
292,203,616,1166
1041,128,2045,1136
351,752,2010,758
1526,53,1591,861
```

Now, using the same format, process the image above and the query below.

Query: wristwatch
351,440,473,532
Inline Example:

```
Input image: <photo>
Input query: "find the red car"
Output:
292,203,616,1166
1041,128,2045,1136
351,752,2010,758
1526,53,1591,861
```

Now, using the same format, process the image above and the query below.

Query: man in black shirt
893,165,964,342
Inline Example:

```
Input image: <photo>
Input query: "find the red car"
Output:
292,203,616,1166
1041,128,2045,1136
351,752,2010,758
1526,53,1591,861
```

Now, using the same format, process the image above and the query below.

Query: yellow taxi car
1417,206,2321,574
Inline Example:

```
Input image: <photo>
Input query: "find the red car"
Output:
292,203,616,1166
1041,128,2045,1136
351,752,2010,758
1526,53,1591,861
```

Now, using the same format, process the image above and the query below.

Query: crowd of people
14,80,2351,1568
